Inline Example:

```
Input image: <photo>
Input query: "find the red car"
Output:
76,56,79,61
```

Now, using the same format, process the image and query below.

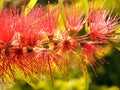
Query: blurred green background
0,0,120,90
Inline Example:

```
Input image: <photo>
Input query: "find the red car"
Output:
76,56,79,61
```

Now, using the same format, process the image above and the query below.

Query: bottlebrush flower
56,31,88,72
88,8,119,40
65,5,86,32
0,9,16,45
0,9,17,81
40,5,60,36
81,41,105,73
15,6,45,47
0,2,119,84
11,46,38,75
0,7,46,82
58,31,75,52
34,48,66,85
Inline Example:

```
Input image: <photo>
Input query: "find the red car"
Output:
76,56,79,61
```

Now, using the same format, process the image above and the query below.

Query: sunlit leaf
25,0,38,16
82,0,88,14
82,0,89,33
58,0,67,29
0,0,4,9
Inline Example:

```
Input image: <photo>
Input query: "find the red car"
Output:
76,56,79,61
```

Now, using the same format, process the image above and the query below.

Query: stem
82,0,89,33
84,72,89,90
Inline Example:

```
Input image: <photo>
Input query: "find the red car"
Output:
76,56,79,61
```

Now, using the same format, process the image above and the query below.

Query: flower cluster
0,3,119,82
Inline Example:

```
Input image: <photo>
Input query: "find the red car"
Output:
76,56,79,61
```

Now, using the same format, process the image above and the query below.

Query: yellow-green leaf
25,0,38,16
0,0,4,9
82,0,89,33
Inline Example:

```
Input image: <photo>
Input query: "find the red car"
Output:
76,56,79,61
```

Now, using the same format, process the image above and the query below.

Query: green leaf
25,0,38,16
82,0,88,14
82,0,89,33
58,0,67,29
0,0,4,9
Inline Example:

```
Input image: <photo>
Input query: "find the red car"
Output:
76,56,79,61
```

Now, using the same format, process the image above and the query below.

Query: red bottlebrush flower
0,9,17,81
0,46,38,82
0,7,46,82
58,31,75,52
40,5,60,36
15,6,45,46
0,9,16,44
11,47,34,75
0,2,119,84
88,8,119,39
81,41,104,73
57,31,87,54
65,5,86,32
34,48,65,85
56,31,85,71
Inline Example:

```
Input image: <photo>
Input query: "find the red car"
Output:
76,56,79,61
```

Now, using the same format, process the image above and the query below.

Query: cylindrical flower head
0,2,119,84
81,41,104,73
0,9,16,44
88,8,119,40
40,5,60,36
65,5,86,32
15,6,45,46
0,7,46,82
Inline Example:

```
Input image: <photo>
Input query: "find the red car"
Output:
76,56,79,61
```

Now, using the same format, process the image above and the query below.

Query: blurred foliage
89,48,120,90
0,0,120,90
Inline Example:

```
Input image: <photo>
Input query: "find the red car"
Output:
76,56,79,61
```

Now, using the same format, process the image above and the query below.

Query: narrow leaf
82,0,89,33
82,0,89,14
58,0,67,29
0,0,4,9
25,0,38,16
